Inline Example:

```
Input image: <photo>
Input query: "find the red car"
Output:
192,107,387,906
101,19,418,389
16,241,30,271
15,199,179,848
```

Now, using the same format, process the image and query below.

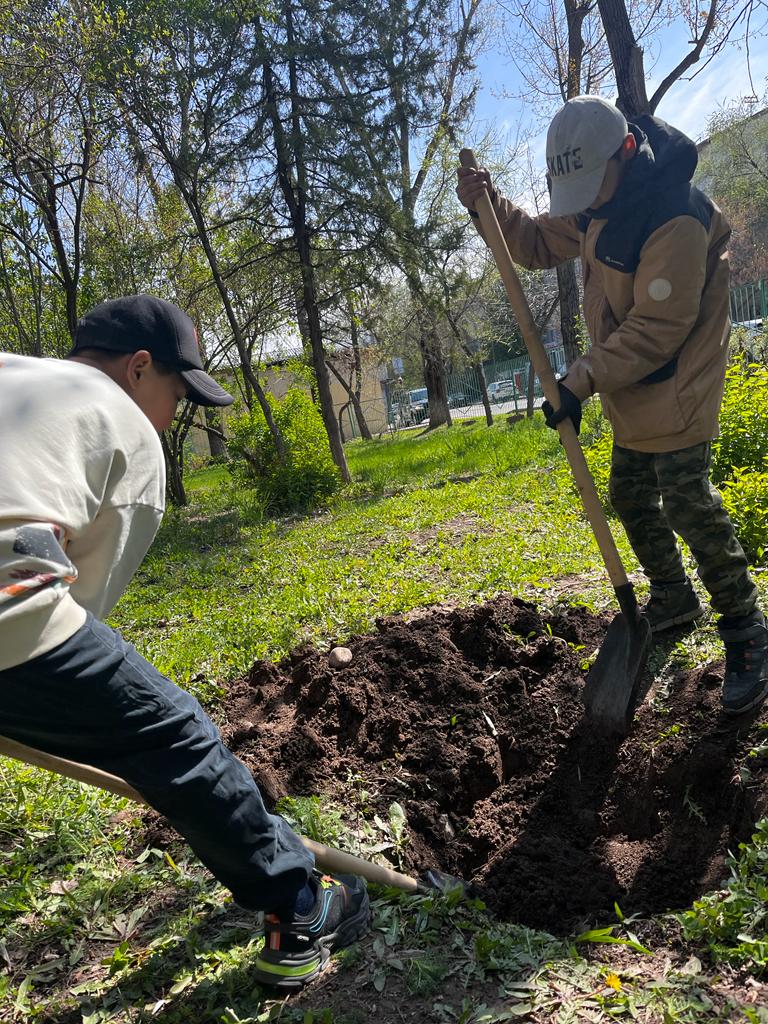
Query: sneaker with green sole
642,580,704,633
253,872,371,990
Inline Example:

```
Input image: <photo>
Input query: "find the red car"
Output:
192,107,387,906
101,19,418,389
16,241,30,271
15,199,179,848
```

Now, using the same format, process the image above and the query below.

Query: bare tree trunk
556,261,581,364
419,314,452,430
475,360,493,426
326,359,374,440
338,400,351,440
161,431,187,506
556,262,579,364
204,407,228,459
595,0,650,117
348,293,372,440
299,263,351,479
259,4,350,482
553,0,590,367
527,295,561,416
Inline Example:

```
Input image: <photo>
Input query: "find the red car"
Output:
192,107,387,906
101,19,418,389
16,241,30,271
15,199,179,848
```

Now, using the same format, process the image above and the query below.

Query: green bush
227,388,340,513
721,466,768,565
713,360,768,484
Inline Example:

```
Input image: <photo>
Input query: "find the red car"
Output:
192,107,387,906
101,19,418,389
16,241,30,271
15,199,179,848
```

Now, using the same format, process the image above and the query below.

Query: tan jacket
478,116,732,453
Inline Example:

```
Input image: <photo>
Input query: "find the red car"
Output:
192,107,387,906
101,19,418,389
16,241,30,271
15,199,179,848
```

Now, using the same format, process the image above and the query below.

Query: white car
487,379,517,403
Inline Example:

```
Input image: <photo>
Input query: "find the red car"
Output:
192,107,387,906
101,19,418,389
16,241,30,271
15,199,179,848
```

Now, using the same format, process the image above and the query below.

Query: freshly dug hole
222,596,768,933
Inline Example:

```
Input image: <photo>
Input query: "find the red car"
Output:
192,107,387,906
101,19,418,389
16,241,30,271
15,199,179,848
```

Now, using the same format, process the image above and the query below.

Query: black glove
542,383,582,435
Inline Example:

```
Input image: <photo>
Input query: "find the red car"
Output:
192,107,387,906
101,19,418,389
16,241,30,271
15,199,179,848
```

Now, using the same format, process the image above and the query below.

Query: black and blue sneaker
718,610,768,715
253,872,371,990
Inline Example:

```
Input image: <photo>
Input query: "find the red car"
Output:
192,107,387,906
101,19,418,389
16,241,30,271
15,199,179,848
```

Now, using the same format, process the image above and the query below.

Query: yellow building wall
186,352,390,458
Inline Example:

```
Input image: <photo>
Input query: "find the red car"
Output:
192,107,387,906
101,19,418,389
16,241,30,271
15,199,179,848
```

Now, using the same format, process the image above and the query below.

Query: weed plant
678,819,768,972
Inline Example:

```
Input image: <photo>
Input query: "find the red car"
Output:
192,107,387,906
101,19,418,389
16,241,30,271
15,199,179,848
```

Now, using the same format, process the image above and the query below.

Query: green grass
344,417,561,492
186,464,230,493
2,413,767,1023
114,419,623,694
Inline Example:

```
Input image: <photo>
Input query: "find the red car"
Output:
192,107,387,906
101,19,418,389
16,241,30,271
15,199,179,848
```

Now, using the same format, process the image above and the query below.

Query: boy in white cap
457,96,767,715
0,295,370,989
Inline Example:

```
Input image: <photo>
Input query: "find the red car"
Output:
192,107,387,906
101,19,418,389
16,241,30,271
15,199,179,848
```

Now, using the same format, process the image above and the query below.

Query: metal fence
731,279,767,327
385,345,567,428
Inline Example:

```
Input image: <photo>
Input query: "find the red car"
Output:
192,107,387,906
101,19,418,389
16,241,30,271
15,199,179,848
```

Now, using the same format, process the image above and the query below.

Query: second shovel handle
459,149,628,590
0,733,421,893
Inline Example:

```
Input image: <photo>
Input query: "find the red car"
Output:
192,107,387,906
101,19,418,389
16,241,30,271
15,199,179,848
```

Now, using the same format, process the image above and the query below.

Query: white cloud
649,46,768,140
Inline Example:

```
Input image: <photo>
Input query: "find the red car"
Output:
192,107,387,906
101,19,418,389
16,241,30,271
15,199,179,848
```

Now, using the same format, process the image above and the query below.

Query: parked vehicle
392,387,429,427
487,379,517,403
407,387,429,423
449,388,484,408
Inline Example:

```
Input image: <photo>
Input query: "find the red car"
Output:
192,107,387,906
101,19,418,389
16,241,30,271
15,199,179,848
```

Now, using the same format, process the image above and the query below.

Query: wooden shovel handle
459,149,629,590
0,733,419,893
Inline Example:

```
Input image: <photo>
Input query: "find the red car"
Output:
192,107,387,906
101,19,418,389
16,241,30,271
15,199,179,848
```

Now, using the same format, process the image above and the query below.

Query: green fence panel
730,279,767,325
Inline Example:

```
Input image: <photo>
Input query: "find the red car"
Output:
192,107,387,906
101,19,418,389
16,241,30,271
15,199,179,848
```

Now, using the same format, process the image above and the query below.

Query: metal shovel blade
582,584,653,736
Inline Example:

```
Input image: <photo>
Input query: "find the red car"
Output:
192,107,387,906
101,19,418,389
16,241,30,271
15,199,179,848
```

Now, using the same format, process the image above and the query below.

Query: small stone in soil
328,646,353,668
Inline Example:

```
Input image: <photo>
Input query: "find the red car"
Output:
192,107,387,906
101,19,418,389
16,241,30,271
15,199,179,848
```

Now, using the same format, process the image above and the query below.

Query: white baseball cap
546,96,629,216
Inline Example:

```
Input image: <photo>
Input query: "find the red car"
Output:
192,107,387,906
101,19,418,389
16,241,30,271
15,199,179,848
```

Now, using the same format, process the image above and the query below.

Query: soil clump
220,595,768,933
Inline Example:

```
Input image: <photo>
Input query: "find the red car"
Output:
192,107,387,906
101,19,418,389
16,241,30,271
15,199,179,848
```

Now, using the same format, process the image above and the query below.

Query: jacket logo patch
648,278,672,301
547,148,582,176
603,255,625,268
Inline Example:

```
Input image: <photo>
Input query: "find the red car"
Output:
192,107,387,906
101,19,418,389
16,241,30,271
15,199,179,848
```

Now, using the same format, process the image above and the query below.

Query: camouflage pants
609,442,758,617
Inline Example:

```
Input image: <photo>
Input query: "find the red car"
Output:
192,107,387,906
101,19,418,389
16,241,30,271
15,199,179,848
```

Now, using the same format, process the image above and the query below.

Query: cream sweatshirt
0,353,165,670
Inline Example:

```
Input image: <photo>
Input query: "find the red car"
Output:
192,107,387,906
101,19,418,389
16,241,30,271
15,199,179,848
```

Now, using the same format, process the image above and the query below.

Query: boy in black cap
0,295,370,989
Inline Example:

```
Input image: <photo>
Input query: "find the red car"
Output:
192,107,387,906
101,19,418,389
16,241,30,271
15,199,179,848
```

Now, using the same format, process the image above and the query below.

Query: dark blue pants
0,614,313,910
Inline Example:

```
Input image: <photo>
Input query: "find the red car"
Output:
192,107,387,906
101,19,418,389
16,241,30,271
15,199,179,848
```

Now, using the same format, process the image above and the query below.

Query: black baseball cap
72,294,234,407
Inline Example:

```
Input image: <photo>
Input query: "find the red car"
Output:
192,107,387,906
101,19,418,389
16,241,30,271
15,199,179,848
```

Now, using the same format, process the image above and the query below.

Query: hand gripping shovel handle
458,150,630,593
0,733,423,893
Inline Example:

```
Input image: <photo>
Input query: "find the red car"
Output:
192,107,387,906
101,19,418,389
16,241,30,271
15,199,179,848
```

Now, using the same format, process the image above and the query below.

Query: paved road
393,396,546,431
448,396,545,417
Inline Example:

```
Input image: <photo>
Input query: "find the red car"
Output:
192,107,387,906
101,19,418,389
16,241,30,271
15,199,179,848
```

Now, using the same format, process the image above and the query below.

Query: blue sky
471,15,768,173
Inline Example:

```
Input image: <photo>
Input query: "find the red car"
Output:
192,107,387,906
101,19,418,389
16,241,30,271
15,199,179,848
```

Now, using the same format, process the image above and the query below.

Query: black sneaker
253,872,371,990
642,580,704,633
718,610,768,715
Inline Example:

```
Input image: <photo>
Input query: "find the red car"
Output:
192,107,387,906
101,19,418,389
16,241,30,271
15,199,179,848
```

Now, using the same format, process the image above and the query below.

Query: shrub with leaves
227,388,340,513
721,466,768,565
713,360,768,484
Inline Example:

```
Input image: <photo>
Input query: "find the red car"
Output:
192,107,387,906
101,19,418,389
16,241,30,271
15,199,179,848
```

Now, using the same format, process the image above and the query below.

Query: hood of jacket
588,114,699,219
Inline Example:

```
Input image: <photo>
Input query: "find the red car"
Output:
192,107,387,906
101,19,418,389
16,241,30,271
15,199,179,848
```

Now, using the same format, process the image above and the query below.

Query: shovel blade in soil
583,586,653,736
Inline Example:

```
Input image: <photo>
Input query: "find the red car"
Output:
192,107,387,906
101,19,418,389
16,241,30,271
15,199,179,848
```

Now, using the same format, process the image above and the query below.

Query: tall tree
596,0,761,118
0,0,101,345
94,0,289,458
253,1,356,481
697,99,768,284
319,0,483,429
502,0,613,366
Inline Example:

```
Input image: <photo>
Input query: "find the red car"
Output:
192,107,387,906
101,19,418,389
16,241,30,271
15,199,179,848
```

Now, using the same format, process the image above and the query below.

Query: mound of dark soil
221,596,768,933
